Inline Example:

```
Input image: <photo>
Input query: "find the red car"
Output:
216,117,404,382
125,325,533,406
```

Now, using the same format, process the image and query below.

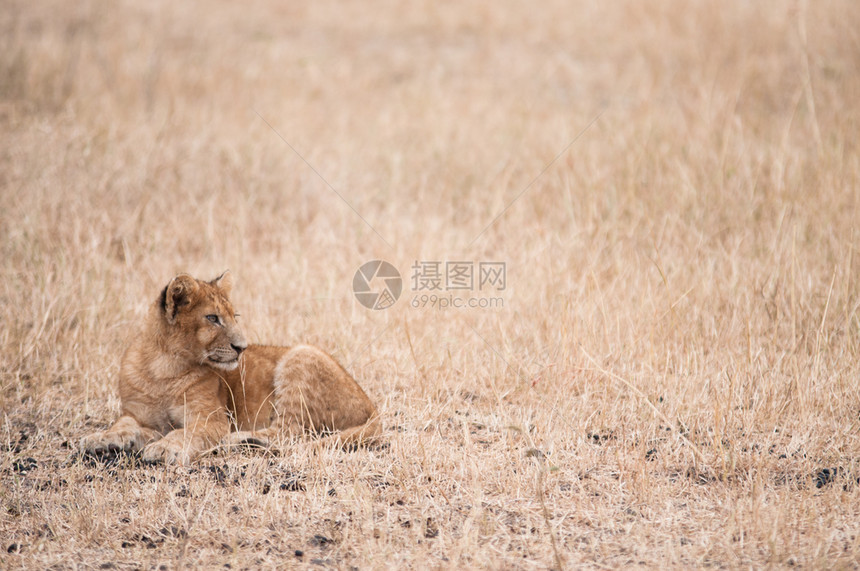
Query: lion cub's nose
231,343,247,355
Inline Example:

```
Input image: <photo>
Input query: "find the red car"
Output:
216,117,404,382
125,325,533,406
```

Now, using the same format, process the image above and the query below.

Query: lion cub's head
158,272,248,371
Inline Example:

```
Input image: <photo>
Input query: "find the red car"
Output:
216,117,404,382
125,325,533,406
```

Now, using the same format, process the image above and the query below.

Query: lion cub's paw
141,439,193,465
81,430,141,455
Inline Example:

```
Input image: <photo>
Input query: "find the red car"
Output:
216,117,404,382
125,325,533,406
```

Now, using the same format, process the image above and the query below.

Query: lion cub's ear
162,274,200,324
212,270,233,298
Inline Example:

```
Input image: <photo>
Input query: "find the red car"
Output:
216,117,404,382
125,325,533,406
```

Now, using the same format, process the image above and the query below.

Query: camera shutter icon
353,260,402,310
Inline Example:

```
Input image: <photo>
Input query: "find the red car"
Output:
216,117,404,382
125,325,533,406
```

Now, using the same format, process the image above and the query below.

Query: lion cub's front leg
81,415,161,455
141,430,200,466
141,408,231,465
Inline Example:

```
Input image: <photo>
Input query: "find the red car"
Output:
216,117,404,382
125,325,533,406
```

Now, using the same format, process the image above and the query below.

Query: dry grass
2,0,860,568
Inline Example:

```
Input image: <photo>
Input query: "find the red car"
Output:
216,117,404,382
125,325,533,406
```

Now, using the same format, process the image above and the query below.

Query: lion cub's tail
327,414,383,450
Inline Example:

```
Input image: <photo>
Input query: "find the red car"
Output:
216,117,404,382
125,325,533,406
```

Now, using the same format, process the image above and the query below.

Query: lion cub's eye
206,314,220,325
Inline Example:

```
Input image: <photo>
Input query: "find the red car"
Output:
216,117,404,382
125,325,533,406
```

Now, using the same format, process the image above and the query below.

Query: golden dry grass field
2,0,860,568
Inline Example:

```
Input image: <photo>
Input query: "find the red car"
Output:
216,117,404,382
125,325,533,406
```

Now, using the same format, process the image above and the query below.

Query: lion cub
81,272,380,464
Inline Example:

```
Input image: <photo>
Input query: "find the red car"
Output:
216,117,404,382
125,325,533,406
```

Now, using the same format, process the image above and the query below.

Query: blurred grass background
1,0,859,568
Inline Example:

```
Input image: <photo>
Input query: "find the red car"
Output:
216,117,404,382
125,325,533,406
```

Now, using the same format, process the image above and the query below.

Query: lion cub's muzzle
207,336,248,370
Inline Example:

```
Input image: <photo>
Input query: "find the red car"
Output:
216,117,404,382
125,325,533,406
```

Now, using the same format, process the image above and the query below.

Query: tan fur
81,272,381,464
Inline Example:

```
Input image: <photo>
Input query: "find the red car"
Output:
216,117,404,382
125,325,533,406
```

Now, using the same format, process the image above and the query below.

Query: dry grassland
2,0,860,568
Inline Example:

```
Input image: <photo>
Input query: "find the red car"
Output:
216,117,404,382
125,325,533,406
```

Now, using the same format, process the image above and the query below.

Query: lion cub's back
239,344,291,388
221,345,289,429
245,344,290,366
